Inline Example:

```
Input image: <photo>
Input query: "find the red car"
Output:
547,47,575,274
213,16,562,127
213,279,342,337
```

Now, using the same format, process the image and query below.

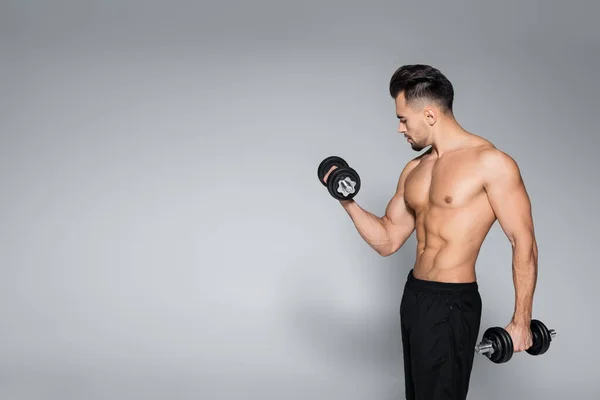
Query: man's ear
424,106,438,126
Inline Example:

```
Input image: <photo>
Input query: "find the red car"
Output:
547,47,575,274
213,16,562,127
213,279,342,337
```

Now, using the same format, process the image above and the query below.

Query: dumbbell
474,319,556,364
317,156,361,201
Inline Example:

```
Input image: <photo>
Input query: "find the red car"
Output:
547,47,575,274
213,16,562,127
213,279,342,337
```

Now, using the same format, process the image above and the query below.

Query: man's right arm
338,161,417,256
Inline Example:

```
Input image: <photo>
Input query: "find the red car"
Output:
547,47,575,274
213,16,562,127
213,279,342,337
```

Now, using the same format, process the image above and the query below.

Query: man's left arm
481,148,538,352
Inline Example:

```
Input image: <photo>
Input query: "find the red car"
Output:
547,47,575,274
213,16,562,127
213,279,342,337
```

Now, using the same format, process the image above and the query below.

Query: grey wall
2,0,599,399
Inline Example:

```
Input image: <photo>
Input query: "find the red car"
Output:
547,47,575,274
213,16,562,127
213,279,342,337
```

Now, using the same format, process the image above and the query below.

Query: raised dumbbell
317,156,361,201
474,319,556,364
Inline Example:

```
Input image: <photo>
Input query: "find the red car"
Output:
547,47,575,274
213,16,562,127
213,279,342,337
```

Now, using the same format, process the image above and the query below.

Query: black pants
400,269,482,400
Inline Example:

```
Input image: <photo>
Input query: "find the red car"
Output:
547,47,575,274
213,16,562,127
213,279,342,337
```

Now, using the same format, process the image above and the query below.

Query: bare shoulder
402,149,430,176
476,145,522,186
395,150,430,190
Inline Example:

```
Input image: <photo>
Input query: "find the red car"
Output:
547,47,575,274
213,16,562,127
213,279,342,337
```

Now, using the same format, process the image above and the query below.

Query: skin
322,91,537,353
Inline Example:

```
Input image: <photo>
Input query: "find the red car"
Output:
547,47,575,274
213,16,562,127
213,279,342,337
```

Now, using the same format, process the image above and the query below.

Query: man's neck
429,119,471,157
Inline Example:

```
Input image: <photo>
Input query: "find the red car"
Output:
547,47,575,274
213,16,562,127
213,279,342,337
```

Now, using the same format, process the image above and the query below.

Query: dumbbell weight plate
318,156,349,186
484,327,514,364
527,319,552,356
497,327,514,363
327,167,361,200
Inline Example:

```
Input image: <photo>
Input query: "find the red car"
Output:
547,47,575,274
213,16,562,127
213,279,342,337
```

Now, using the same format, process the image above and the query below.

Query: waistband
406,269,478,294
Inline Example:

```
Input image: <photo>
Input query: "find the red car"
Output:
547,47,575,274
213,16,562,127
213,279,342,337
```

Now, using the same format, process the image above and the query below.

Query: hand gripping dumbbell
317,156,361,201
474,319,556,364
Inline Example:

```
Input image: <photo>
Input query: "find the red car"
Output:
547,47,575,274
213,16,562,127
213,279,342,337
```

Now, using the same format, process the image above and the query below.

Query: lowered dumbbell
474,319,556,364
317,156,361,201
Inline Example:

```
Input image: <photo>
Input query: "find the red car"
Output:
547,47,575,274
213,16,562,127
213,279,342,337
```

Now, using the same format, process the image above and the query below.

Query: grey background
2,0,599,399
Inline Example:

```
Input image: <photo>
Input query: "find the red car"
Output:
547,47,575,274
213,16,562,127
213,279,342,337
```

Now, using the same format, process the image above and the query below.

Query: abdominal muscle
411,203,496,283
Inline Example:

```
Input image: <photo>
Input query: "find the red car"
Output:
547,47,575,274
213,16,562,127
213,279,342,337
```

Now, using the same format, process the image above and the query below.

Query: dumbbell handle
340,179,354,193
474,329,556,355
474,340,494,355
336,177,357,196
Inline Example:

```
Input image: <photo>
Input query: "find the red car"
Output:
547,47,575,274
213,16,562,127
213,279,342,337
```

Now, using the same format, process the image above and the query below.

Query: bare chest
404,158,483,210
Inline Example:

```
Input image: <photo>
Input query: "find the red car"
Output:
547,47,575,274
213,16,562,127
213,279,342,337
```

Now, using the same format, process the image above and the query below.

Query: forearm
339,200,393,255
511,236,538,325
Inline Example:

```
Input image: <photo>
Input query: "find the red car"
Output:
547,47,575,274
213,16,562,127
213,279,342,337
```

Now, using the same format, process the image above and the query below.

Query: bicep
382,168,416,243
384,191,415,230
483,152,535,244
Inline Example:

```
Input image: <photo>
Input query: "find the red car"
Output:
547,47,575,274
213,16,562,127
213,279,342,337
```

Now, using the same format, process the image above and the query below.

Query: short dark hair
389,64,454,113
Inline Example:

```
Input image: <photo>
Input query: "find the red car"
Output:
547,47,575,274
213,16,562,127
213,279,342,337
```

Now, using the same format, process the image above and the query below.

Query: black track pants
400,269,482,400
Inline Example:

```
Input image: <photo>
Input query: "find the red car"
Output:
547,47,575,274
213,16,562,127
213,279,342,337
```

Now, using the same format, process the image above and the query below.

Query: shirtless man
322,64,538,399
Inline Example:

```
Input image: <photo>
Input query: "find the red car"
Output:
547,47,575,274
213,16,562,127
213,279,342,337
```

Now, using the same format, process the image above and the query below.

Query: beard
410,142,425,152
408,139,426,152
408,123,429,152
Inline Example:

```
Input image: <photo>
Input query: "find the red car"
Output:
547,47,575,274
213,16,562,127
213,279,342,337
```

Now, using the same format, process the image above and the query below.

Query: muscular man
323,64,538,399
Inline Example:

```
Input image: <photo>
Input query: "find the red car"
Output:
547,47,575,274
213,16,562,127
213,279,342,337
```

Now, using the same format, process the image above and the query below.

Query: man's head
389,64,454,151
